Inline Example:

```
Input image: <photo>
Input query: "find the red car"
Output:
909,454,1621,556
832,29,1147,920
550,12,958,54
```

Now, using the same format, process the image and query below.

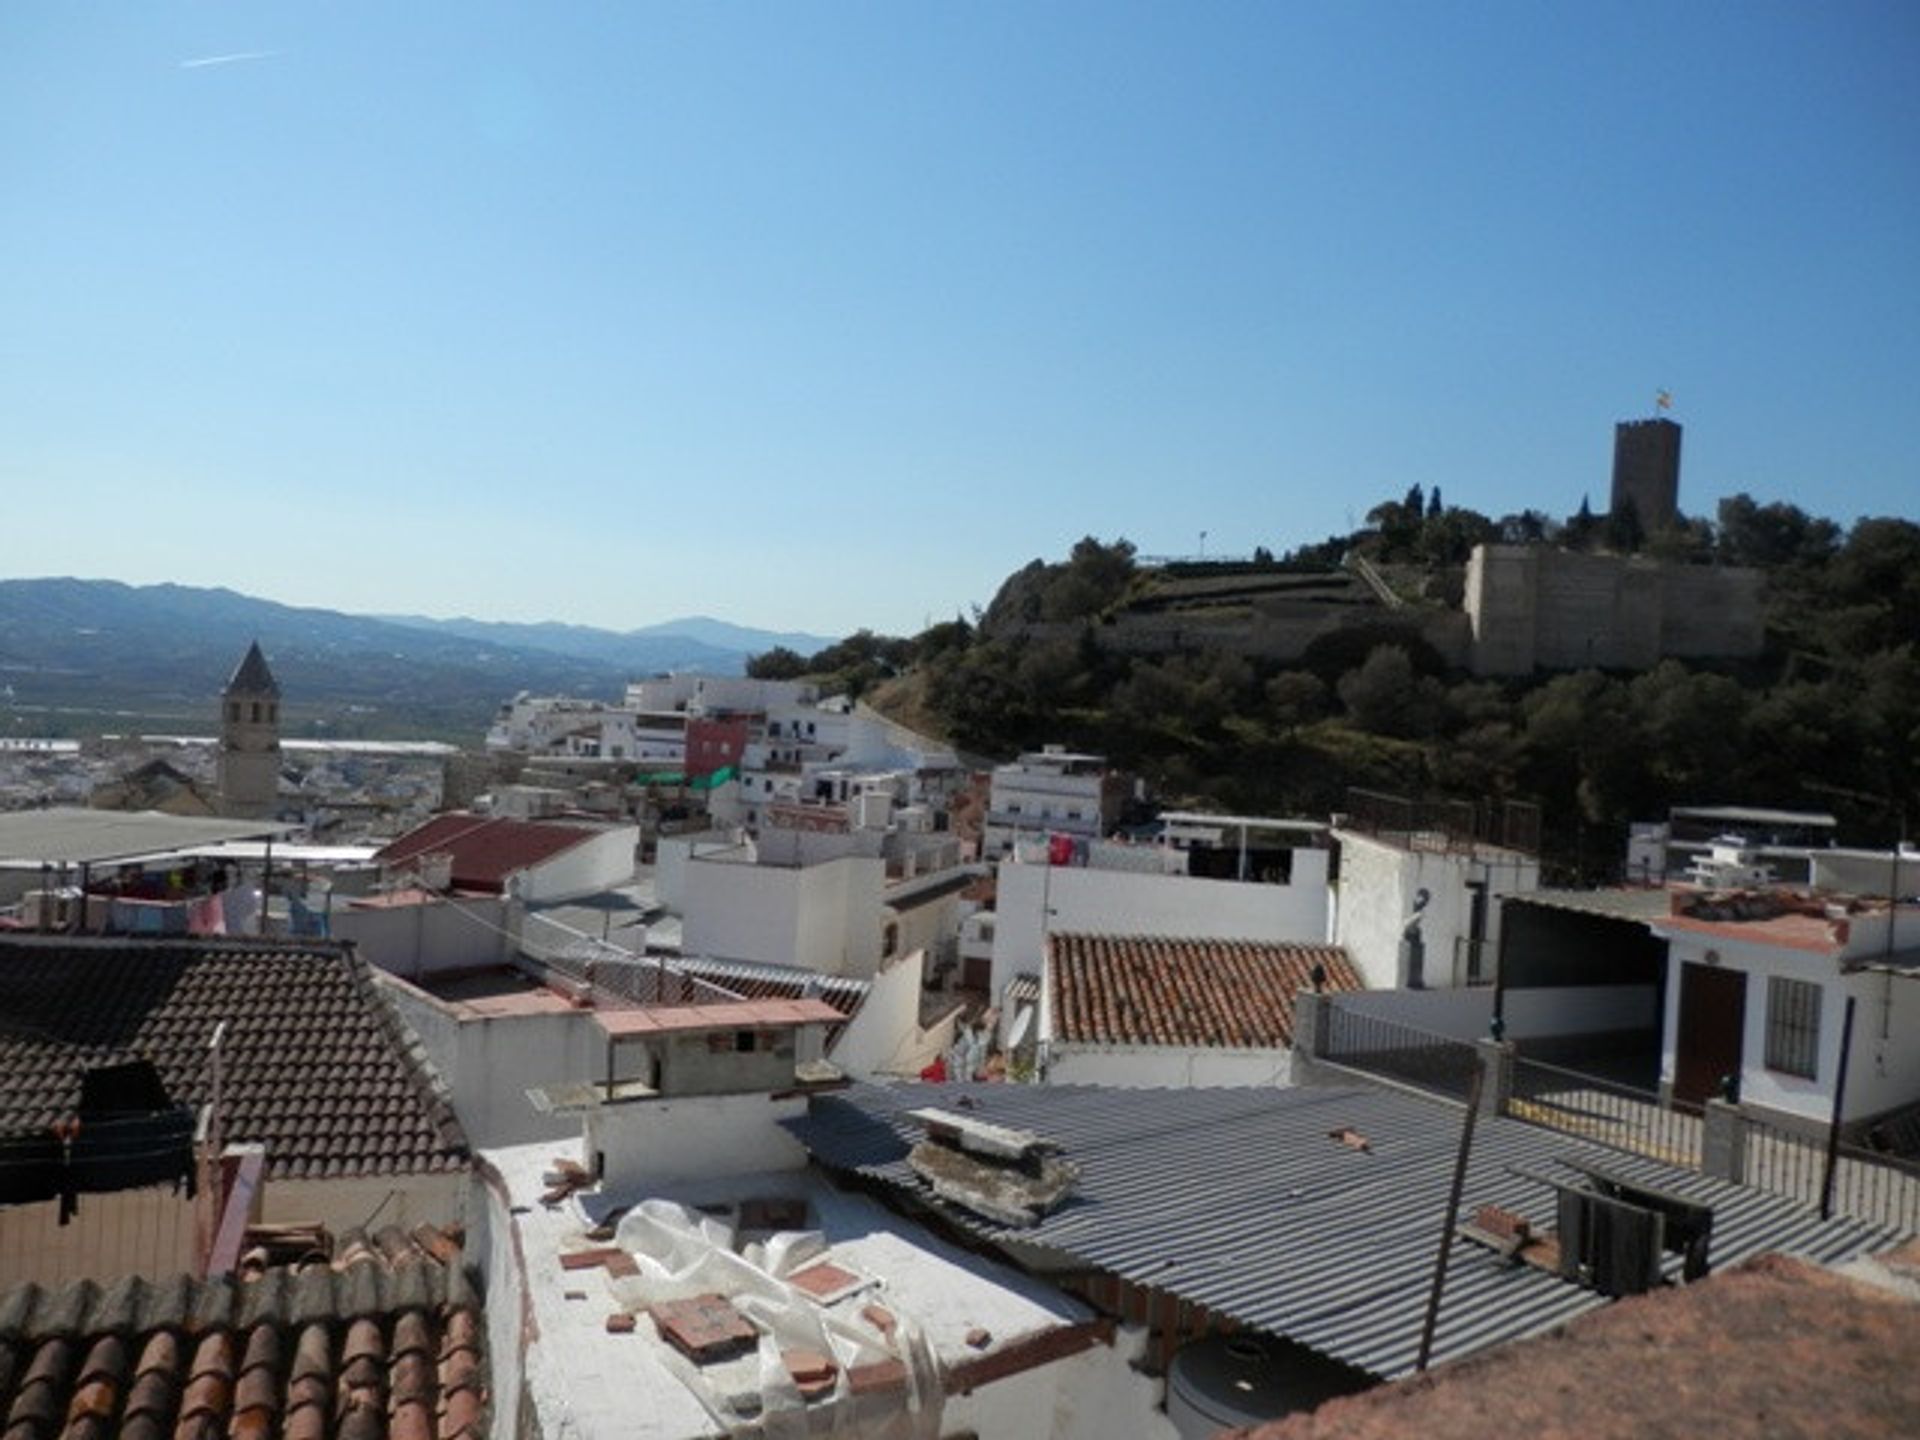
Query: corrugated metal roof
671,953,870,1014
787,1082,1903,1381
0,808,293,867
1504,887,1673,924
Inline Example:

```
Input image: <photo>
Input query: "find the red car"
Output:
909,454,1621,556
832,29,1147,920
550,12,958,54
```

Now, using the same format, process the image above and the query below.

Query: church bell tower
218,641,282,819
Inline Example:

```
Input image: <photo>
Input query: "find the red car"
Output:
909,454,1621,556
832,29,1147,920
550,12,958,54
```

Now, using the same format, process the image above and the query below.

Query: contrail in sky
179,51,280,70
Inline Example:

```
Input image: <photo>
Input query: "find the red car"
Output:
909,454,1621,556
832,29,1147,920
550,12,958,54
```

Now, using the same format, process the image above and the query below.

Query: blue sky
3,3,1915,637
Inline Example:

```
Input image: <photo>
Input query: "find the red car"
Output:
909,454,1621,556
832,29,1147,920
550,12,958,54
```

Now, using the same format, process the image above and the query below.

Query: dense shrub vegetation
754,495,1920,883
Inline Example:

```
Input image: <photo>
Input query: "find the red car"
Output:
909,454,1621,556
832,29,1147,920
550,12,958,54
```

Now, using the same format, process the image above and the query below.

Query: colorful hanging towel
187,892,227,936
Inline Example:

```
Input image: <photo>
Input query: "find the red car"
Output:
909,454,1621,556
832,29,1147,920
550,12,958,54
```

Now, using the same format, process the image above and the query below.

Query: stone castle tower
217,641,282,819
1610,417,1682,531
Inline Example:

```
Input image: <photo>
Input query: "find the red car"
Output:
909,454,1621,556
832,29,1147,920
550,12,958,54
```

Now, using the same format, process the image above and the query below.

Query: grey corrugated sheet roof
788,1082,1903,1381
673,952,871,1011
0,808,293,866
1505,887,1673,924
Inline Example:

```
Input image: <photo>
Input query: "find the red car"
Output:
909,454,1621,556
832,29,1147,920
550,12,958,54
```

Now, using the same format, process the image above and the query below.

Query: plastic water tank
1166,1335,1359,1437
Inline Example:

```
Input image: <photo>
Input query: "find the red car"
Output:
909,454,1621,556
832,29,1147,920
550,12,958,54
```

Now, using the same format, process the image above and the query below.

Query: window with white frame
1765,976,1821,1080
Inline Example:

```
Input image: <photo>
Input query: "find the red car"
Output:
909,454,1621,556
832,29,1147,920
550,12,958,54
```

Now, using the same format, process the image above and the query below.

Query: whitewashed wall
519,825,639,903
831,951,962,1081
1333,831,1538,990
1658,919,1920,1125
586,1093,810,1192
333,895,509,979
381,975,610,1147
681,853,885,976
1045,1044,1294,1090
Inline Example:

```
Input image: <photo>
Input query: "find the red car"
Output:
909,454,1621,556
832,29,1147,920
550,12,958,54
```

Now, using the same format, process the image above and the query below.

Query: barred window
1765,976,1822,1079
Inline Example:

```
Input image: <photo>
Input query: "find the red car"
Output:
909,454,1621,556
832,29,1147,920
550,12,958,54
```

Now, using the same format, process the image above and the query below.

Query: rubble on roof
906,1109,1077,1228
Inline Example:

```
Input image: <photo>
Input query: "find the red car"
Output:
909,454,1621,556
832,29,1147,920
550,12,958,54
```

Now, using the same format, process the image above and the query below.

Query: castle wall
1660,563,1765,658
1013,544,1758,681
1465,544,1762,676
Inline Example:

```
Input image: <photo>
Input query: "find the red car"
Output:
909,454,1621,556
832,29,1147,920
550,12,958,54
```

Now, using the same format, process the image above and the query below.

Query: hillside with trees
752,493,1920,882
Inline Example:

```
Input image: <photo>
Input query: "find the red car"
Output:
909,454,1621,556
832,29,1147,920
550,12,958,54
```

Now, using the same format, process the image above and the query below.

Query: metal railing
1742,1113,1920,1233
1342,787,1541,856
520,913,737,1008
1322,1006,1480,1103
1506,1057,1702,1169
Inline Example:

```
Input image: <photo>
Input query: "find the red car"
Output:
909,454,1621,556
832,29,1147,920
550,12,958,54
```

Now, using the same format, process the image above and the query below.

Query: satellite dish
1007,1006,1034,1050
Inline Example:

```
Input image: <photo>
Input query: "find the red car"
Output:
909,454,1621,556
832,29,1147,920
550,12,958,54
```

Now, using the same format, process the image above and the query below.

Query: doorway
1674,962,1746,1108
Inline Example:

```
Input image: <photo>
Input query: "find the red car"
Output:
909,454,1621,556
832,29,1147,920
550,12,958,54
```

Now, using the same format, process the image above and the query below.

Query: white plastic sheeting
611,1200,944,1439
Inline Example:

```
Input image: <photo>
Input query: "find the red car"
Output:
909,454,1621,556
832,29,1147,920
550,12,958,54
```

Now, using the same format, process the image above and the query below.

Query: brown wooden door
1675,962,1746,1108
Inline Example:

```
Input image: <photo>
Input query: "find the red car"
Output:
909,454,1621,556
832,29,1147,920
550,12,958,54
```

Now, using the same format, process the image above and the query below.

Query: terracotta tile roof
1047,933,1359,1049
0,939,468,1181
0,1225,485,1440
1225,1253,1920,1440
374,814,604,893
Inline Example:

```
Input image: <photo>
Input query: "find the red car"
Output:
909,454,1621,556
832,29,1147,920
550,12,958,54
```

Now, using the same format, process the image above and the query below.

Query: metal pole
1417,1062,1485,1371
258,837,272,938
1820,996,1857,1220
208,1020,227,1159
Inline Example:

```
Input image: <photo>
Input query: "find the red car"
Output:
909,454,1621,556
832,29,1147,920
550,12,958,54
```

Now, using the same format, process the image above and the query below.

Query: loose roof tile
1047,934,1360,1049
0,938,468,1182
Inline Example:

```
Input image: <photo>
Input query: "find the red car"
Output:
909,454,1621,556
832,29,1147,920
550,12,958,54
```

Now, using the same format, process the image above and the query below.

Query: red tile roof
595,997,846,1039
1225,1253,1920,1440
1048,934,1359,1049
0,1224,485,1440
0,939,468,1182
1656,910,1843,954
374,814,605,893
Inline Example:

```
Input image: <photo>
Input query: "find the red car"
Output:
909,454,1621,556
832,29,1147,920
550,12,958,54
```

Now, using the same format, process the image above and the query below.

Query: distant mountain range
371,612,835,673
0,579,836,741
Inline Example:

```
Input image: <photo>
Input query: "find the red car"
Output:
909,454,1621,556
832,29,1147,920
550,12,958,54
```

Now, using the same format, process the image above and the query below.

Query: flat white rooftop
489,1139,1094,1440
